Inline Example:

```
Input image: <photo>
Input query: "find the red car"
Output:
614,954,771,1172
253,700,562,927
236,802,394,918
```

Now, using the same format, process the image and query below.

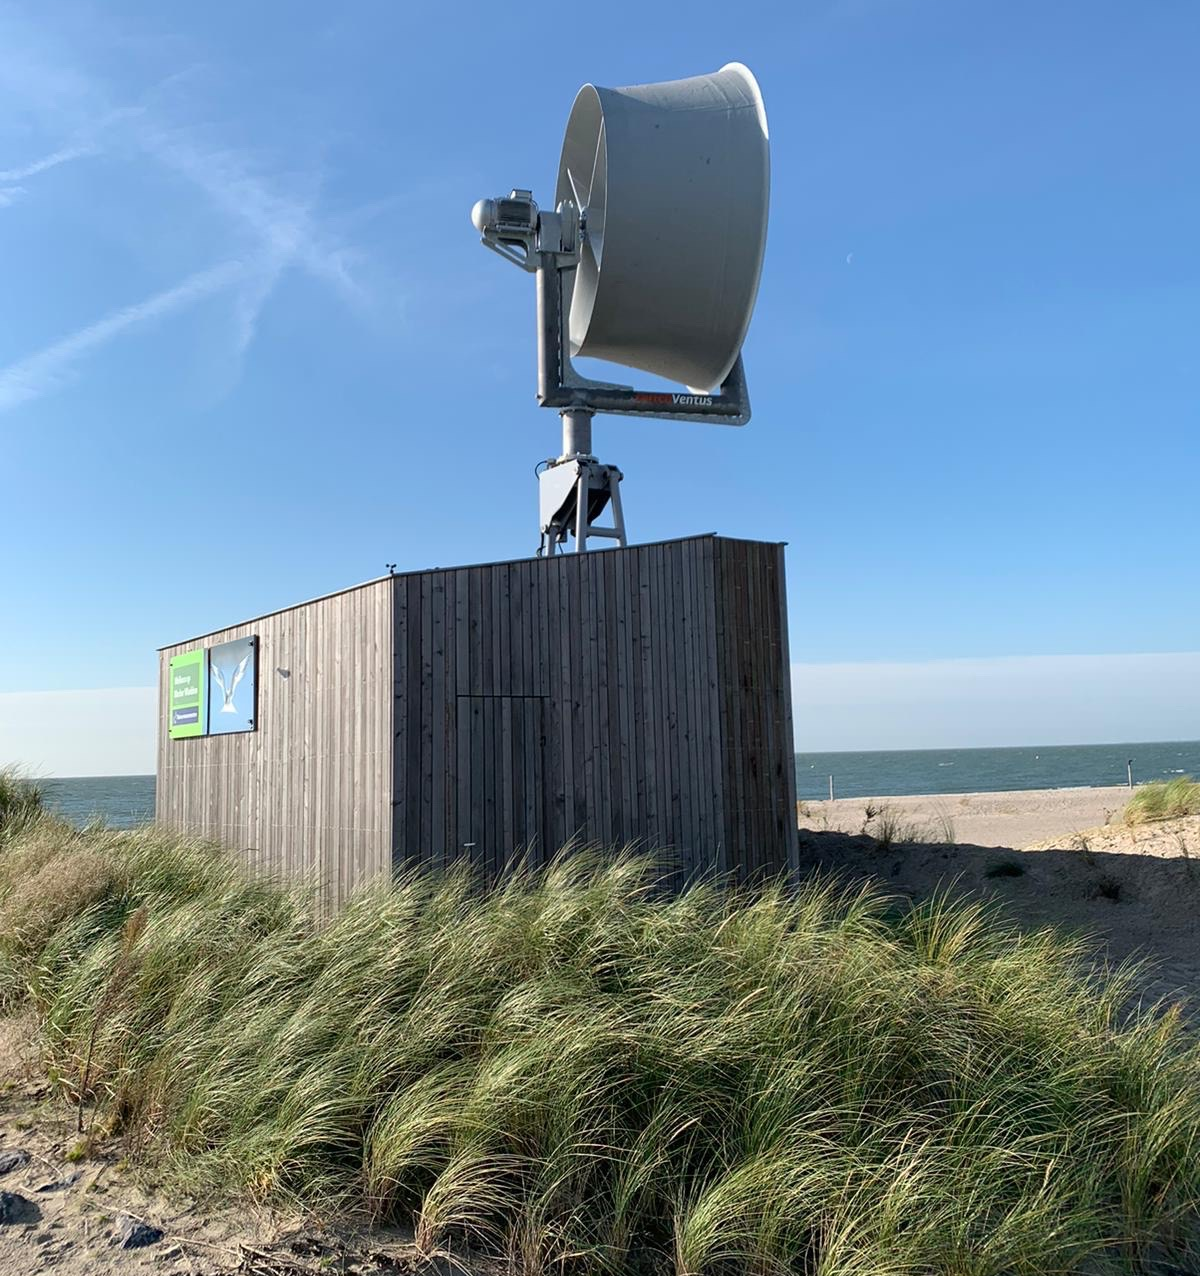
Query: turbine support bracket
532,237,752,427
472,186,752,550
538,410,626,556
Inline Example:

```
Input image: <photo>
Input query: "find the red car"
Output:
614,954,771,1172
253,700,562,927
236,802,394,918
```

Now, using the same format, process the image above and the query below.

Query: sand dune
798,785,1200,1021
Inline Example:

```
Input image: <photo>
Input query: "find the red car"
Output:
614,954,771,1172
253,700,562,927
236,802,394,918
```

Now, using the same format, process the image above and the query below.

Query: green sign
168,648,207,739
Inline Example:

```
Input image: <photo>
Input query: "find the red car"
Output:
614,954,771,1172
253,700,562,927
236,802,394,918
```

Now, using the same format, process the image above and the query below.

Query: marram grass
0,765,43,841
1,792,1199,1274
1125,775,1200,825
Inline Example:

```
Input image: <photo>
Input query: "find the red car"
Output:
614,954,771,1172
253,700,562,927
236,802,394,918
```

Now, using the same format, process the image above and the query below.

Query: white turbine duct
555,63,770,393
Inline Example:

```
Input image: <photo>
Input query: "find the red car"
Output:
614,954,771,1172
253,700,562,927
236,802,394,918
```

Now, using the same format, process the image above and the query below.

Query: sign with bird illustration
207,636,258,735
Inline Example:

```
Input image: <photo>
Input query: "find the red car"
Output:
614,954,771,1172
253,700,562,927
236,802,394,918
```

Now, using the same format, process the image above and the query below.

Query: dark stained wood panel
713,538,799,878
455,694,547,870
391,535,795,884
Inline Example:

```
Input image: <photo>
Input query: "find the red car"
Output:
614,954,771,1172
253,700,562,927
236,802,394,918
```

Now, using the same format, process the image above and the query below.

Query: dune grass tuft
1125,776,1200,825
0,766,44,842
1,807,1199,1273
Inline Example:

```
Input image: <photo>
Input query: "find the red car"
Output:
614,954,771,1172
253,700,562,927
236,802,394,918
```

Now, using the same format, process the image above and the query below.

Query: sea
34,740,1200,828
795,740,1200,802
40,774,156,830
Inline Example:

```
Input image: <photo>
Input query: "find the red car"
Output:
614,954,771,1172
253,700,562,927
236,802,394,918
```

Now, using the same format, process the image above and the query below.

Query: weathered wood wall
157,536,797,906
392,535,797,881
156,579,393,911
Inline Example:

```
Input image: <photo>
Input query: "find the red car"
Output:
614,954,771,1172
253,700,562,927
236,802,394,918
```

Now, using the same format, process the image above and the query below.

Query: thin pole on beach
828,774,835,802
1127,760,1133,789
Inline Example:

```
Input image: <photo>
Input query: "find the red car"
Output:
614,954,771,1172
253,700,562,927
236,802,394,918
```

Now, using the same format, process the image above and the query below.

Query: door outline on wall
455,695,548,875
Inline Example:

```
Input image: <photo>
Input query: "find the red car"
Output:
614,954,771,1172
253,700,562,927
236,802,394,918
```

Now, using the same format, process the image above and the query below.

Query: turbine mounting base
538,410,626,556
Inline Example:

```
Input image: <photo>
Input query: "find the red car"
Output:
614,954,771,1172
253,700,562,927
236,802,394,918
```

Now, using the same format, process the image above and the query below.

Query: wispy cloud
0,17,377,393
0,143,95,210
126,120,366,353
0,260,244,413
230,256,290,356
136,122,362,305
0,143,93,182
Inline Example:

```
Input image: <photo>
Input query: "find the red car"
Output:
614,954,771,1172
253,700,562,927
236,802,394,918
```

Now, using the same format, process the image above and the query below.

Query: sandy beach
797,784,1200,1020
802,784,1134,850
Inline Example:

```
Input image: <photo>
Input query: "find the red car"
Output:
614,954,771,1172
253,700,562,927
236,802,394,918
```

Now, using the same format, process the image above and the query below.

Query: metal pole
1127,759,1133,789
606,468,627,548
535,254,561,405
828,774,834,802
574,469,588,552
561,409,594,458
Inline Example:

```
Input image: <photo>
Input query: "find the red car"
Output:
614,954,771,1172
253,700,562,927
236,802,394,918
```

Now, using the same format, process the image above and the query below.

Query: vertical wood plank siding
713,539,799,876
157,536,795,907
391,535,796,883
156,579,394,913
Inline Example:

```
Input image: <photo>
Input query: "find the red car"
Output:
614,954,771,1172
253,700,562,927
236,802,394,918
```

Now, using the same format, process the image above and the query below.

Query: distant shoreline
810,782,1135,802
794,740,1198,802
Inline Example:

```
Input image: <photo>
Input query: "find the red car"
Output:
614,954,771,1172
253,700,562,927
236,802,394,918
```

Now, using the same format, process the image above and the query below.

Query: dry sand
802,784,1134,850
797,785,1200,1019
0,1020,479,1274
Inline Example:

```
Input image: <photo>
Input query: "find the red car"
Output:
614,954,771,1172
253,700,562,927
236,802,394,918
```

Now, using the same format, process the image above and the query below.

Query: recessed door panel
455,695,547,875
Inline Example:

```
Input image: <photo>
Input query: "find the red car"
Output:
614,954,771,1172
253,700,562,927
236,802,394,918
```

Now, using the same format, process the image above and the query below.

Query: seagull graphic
212,653,251,713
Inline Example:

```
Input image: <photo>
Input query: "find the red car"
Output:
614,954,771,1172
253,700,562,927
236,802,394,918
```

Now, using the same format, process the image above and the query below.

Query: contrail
0,144,94,182
0,260,244,413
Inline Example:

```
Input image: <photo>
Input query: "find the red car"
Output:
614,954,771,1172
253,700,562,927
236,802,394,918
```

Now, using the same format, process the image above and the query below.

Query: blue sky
1,1,1197,772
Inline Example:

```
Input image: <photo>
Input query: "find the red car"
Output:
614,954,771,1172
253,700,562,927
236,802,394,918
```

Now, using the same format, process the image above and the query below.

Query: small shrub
1068,832,1097,866
1125,776,1200,825
927,805,956,845
862,802,945,850
798,801,831,832
1175,832,1195,880
870,804,908,850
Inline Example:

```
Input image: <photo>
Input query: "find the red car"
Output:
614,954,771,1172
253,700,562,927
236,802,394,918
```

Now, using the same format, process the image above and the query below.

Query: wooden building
157,534,797,909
